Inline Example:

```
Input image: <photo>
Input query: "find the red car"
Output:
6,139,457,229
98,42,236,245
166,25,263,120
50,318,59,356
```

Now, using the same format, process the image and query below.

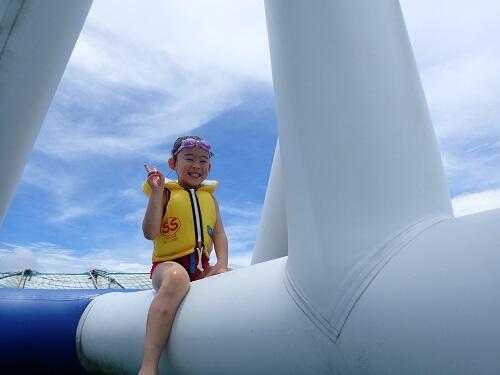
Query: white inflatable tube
0,0,92,224
77,210,500,374
252,141,288,264
77,257,343,374
265,0,453,335
340,208,500,374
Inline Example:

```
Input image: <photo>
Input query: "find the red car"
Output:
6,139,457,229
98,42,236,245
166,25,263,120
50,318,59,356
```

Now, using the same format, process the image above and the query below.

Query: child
139,136,229,375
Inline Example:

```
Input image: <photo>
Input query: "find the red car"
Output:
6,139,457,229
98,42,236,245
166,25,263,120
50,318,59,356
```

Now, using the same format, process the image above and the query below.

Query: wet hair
171,135,202,161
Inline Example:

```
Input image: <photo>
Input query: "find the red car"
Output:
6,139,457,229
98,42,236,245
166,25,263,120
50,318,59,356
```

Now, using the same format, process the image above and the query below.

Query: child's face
169,147,211,188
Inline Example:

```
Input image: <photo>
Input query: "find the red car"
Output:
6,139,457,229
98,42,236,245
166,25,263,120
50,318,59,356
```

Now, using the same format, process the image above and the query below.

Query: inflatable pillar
0,0,92,225
251,140,288,264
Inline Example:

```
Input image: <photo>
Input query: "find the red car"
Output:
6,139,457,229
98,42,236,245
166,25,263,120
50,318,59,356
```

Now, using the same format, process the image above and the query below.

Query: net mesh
0,269,152,289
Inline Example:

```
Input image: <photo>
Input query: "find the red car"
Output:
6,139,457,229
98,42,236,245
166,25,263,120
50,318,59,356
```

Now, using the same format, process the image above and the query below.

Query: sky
1,0,499,273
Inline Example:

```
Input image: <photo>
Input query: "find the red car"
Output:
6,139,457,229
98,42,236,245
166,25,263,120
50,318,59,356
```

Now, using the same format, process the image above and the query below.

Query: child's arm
206,198,229,275
142,164,169,240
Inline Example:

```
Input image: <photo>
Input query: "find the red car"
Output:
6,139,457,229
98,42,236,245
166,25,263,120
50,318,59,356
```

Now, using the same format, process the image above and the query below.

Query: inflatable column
0,0,92,224
251,140,288,264
266,0,453,336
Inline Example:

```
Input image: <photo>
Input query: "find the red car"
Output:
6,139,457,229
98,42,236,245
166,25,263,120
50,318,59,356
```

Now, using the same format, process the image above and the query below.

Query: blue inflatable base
0,288,138,374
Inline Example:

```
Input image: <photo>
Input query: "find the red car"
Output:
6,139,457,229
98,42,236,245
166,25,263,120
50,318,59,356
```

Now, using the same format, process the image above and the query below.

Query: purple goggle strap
174,138,213,156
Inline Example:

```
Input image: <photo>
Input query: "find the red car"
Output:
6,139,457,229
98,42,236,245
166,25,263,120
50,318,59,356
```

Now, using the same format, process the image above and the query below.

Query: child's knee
159,264,190,296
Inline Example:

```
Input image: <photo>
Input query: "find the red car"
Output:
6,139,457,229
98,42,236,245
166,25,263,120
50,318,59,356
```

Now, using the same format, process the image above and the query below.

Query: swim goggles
174,138,213,157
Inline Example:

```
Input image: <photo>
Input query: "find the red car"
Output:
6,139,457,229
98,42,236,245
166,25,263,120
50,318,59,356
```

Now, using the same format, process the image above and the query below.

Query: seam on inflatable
282,261,339,343
330,215,450,337
75,297,98,372
0,0,25,60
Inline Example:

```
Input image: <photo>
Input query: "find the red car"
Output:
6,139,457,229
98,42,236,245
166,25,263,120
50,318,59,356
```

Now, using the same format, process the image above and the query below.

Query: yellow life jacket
143,179,218,263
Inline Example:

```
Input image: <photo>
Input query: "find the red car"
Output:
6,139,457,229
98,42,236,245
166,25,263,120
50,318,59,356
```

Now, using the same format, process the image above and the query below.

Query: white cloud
229,251,254,268
0,241,151,273
0,237,254,273
33,0,271,162
0,214,259,272
124,207,146,224
420,53,500,140
21,160,110,223
225,222,259,256
401,0,500,143
400,0,500,208
80,0,271,84
220,203,261,218
401,0,500,65
0,247,39,272
121,188,144,203
35,74,243,161
452,189,500,217
211,248,253,268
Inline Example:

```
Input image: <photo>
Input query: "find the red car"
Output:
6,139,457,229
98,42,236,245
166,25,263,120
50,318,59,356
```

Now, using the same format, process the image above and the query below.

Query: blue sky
1,0,499,272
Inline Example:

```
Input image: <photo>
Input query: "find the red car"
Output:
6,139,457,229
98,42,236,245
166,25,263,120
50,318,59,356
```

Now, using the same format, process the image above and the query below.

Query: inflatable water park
1,1,500,374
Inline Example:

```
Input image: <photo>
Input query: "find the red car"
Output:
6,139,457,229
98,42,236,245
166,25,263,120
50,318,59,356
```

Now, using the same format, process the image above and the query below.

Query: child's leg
139,261,190,375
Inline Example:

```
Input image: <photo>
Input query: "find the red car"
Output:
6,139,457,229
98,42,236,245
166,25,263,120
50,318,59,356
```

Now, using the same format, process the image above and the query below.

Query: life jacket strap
195,241,205,272
187,188,206,272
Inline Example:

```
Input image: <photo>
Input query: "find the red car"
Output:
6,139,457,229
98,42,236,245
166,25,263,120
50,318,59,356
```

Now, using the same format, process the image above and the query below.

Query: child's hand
205,262,230,277
144,163,165,192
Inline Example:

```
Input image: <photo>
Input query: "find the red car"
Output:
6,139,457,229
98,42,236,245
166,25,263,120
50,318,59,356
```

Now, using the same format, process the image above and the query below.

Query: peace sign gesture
144,163,165,192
